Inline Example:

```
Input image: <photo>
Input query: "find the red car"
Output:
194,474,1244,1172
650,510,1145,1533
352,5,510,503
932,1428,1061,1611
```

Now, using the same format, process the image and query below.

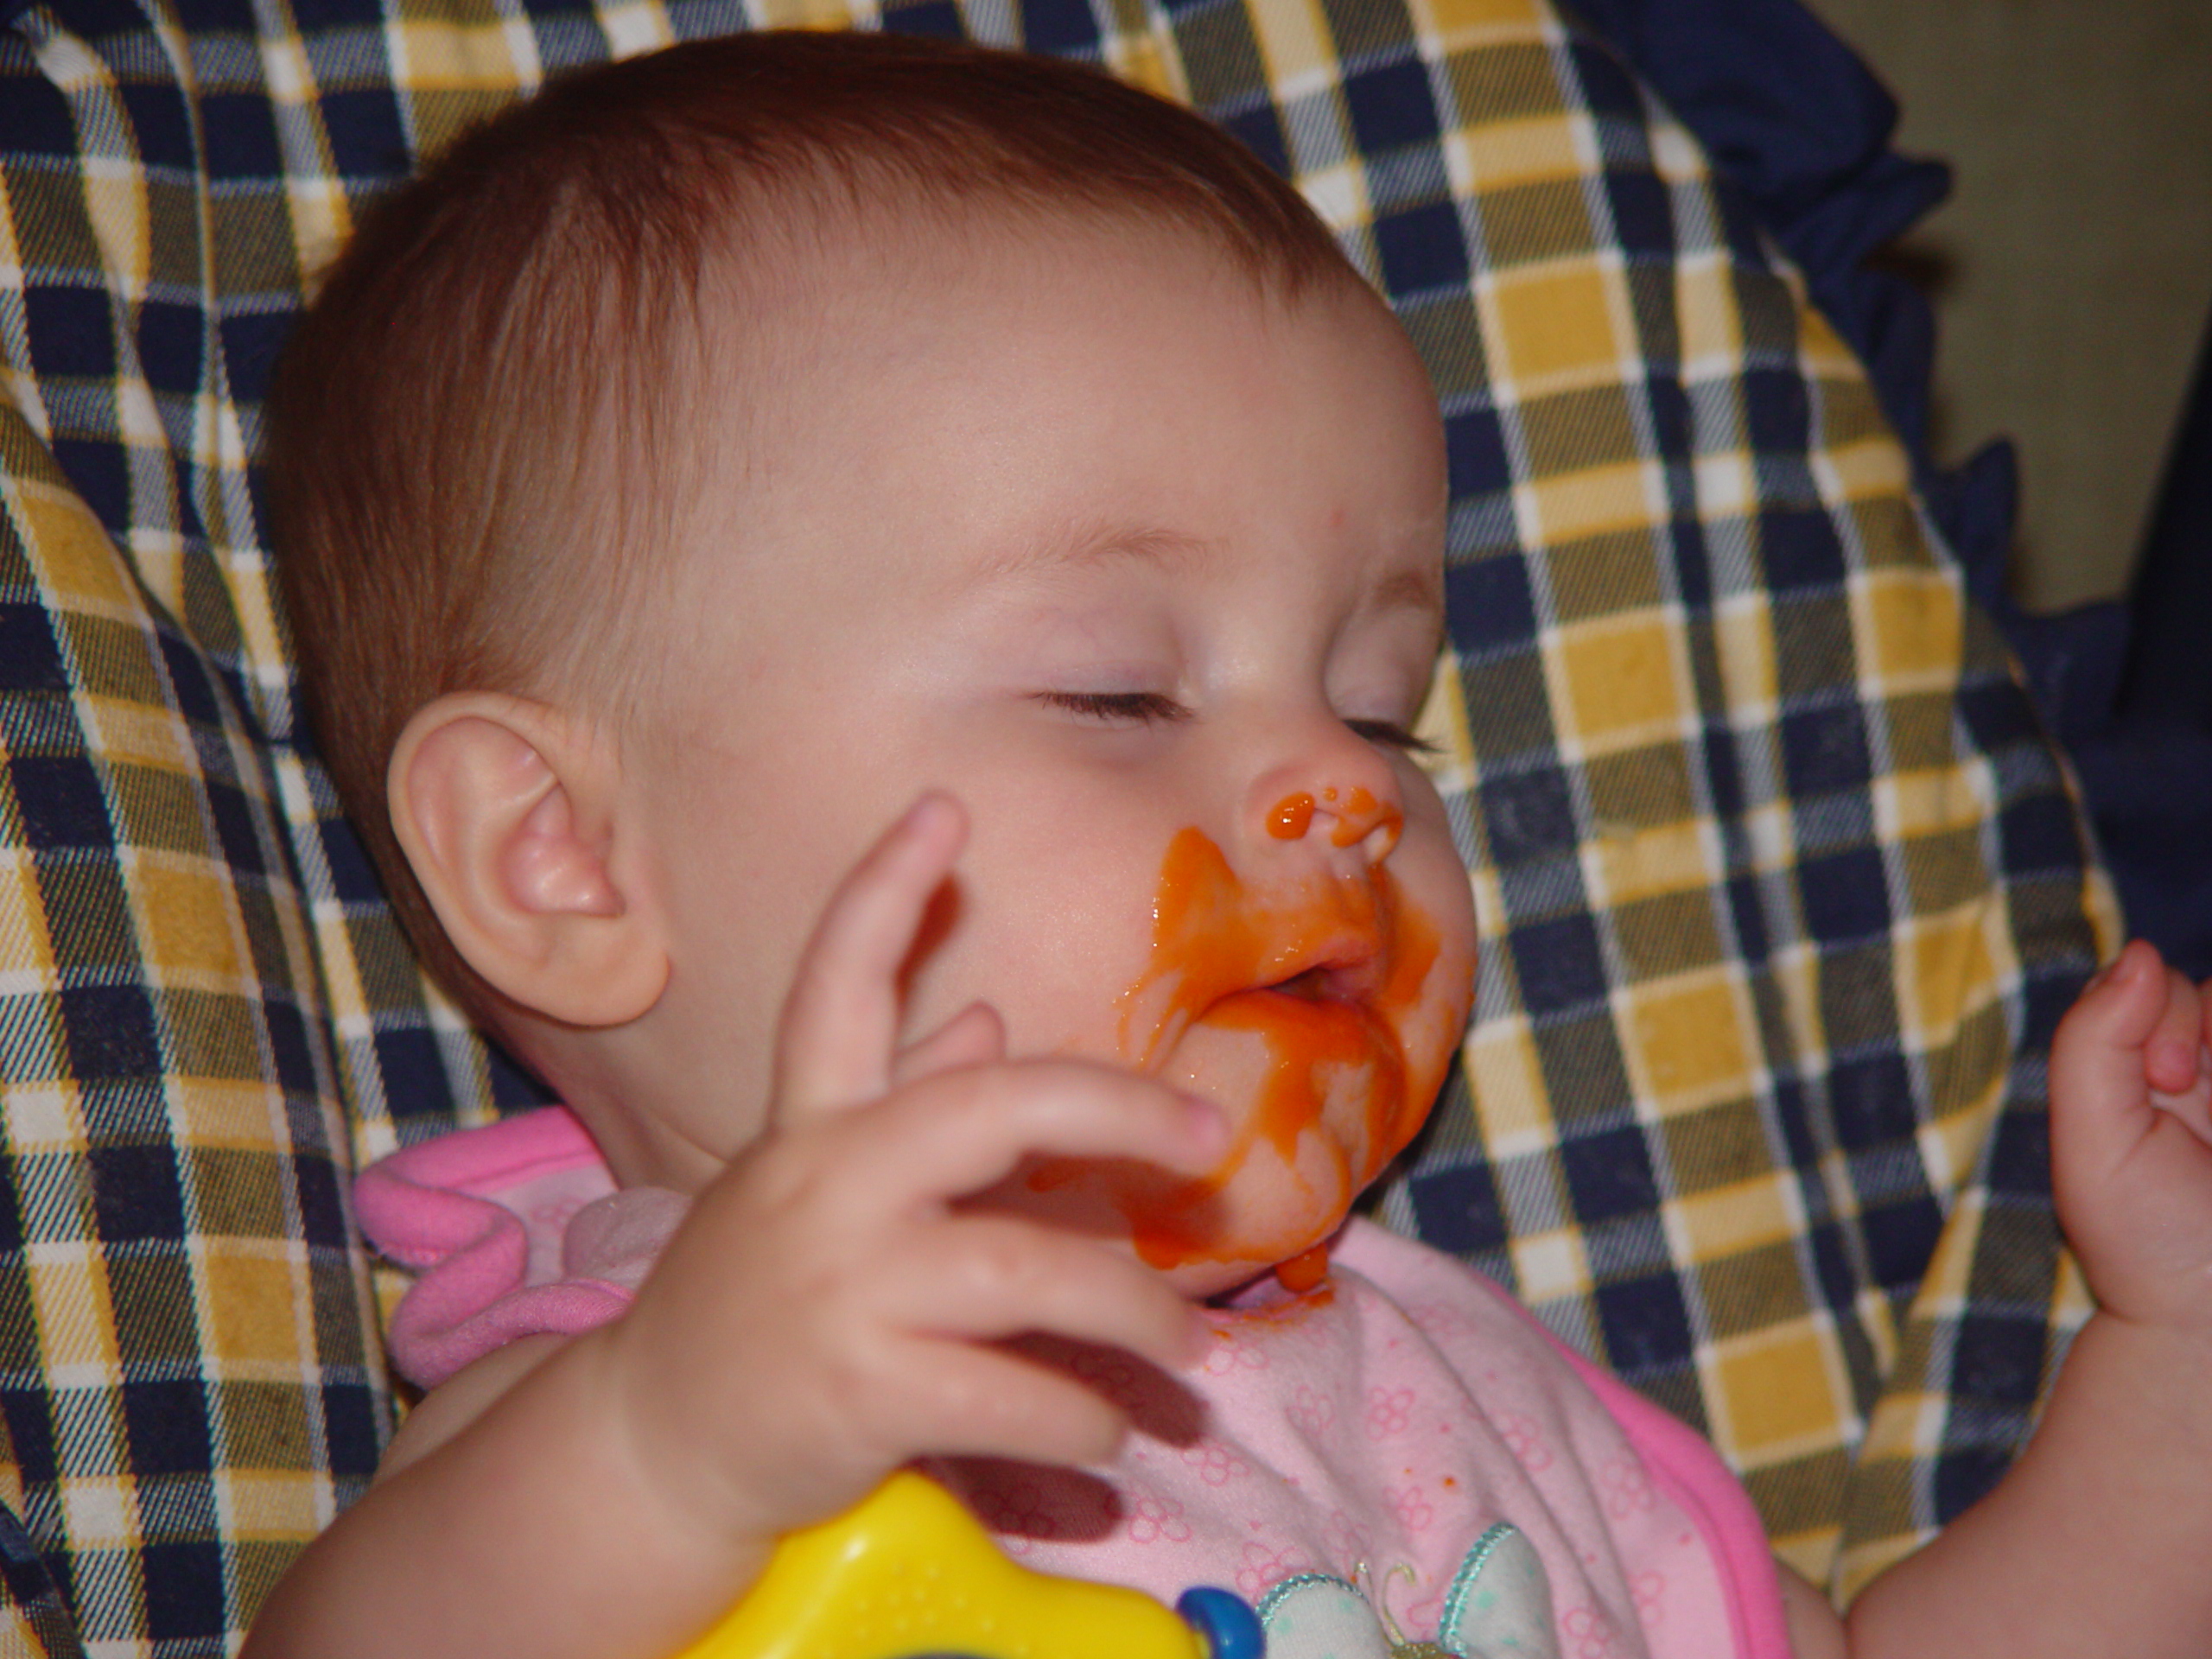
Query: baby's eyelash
1039,690,1192,726
1346,718,1440,755
1039,695,1436,753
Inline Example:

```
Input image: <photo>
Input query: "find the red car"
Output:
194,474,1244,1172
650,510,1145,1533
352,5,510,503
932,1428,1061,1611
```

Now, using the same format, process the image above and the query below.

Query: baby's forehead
685,204,1382,448
664,197,1369,502
689,188,1306,356
648,222,1436,626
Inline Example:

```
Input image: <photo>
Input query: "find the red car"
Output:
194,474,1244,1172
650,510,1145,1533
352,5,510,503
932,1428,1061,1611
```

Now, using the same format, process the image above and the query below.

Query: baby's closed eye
1035,690,1192,727
1035,691,1433,753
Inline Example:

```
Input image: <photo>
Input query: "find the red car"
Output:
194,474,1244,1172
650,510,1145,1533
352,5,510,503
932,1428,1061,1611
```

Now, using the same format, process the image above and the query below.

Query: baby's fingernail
1180,1094,1230,1154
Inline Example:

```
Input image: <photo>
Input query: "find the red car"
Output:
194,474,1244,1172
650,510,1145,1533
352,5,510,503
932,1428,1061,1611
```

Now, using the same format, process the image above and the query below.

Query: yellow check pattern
0,0,2114,1647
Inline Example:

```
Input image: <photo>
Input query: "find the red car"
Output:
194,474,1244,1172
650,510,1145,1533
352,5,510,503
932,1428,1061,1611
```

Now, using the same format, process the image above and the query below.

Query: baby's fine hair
266,30,1353,1014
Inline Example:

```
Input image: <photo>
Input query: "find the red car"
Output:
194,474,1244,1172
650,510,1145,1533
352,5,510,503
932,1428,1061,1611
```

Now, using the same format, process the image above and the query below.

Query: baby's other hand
2050,939,2212,1330
589,793,1227,1561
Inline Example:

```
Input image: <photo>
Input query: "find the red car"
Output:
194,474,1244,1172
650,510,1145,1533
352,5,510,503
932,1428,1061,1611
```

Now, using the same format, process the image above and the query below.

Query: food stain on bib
1080,822,1447,1275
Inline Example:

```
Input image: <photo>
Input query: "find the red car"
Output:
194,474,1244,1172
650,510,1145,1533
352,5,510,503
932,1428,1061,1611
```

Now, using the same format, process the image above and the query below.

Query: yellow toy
675,1471,1262,1659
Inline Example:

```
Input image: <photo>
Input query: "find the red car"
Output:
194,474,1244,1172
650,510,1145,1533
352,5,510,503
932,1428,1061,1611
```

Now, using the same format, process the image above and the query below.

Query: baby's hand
591,793,1225,1558
2050,940,2212,1330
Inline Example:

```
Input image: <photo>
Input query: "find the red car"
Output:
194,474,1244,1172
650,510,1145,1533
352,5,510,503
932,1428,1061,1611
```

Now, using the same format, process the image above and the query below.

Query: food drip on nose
1264,786,1403,849
1068,804,1451,1282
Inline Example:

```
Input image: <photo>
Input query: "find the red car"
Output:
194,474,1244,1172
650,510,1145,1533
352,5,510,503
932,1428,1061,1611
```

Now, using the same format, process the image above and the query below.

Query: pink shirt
358,1108,1791,1659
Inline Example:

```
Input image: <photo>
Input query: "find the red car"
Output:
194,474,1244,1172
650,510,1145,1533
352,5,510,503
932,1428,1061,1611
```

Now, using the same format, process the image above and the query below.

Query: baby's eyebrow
972,523,1219,588
969,524,1444,618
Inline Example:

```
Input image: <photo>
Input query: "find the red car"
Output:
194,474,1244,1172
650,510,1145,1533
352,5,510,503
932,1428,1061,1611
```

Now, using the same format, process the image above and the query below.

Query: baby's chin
978,1172,1357,1302
987,1071,1423,1301
976,1003,1462,1298
1147,1016,1425,1269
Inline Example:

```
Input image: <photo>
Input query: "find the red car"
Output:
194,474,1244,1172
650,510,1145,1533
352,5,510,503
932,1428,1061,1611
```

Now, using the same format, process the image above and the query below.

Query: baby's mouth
1267,965,1332,1001
1263,951,1388,1007
1114,828,1397,1072
1088,826,1446,1274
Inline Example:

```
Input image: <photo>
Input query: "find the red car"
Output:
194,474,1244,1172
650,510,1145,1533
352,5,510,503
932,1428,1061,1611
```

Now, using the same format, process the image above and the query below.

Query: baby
245,29,2212,1659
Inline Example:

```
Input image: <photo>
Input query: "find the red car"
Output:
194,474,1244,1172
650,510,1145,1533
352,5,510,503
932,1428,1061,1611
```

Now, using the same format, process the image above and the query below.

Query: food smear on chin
1099,824,1443,1274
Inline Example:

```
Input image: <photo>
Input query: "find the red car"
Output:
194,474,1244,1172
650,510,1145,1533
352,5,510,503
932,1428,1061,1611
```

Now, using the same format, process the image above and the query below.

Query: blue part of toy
1177,1586,1266,1659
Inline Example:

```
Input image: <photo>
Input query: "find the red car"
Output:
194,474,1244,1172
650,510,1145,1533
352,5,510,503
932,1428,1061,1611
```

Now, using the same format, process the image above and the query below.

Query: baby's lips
1251,921,1389,1004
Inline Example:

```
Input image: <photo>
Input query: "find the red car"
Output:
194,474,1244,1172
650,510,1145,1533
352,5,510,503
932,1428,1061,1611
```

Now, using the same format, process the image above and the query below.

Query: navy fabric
1565,0,2058,687
2094,314,2212,976
2124,315,2212,734
1573,0,2212,982
1565,0,1967,518
1568,0,2069,718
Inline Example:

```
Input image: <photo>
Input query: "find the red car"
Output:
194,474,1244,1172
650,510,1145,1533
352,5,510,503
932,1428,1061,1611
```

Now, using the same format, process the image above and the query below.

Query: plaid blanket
0,0,2112,1649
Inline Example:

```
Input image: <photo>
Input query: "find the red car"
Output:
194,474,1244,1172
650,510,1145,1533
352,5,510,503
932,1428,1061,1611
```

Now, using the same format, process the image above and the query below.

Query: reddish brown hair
266,29,1353,1014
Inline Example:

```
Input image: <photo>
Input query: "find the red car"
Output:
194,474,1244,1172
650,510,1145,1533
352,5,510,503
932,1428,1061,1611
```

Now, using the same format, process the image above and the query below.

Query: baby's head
271,32,1475,1294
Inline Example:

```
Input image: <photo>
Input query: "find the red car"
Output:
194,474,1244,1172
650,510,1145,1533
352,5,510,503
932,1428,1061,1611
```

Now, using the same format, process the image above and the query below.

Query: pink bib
358,1109,1790,1658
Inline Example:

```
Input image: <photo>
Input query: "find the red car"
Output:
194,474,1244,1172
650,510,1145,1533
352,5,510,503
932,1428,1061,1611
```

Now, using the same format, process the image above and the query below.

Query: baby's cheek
1395,906,1476,1114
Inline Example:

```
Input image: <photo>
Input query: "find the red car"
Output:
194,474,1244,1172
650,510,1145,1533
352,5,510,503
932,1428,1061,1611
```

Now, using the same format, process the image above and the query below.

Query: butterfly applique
1253,1522,1556,1659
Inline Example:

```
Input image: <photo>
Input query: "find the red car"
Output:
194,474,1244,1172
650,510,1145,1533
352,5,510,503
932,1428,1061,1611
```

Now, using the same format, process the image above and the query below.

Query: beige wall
1805,0,2212,612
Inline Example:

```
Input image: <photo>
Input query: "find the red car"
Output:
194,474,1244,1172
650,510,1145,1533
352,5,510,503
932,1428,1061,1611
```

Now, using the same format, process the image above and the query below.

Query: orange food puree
1266,787,1402,849
1107,825,1441,1275
1274,1243,1332,1294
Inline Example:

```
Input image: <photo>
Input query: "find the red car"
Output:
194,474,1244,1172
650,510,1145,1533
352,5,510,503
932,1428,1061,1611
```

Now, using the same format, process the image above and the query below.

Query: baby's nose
1258,779,1402,864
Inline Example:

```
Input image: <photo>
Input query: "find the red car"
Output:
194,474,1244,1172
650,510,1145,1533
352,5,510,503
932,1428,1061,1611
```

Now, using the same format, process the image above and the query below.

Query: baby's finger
878,1217,1205,1370
827,1061,1228,1209
2052,942,2171,1180
2145,967,2206,1096
869,1338,1136,1471
892,1001,1006,1089
2060,942,2167,1053
773,793,966,1123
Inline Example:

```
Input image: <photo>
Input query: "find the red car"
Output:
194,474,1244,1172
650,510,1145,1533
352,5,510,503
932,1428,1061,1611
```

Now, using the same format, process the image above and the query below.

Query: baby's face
618,216,1474,1295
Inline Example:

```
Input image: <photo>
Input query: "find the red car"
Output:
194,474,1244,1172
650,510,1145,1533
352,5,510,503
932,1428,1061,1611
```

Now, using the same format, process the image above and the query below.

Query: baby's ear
388,694,668,1027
